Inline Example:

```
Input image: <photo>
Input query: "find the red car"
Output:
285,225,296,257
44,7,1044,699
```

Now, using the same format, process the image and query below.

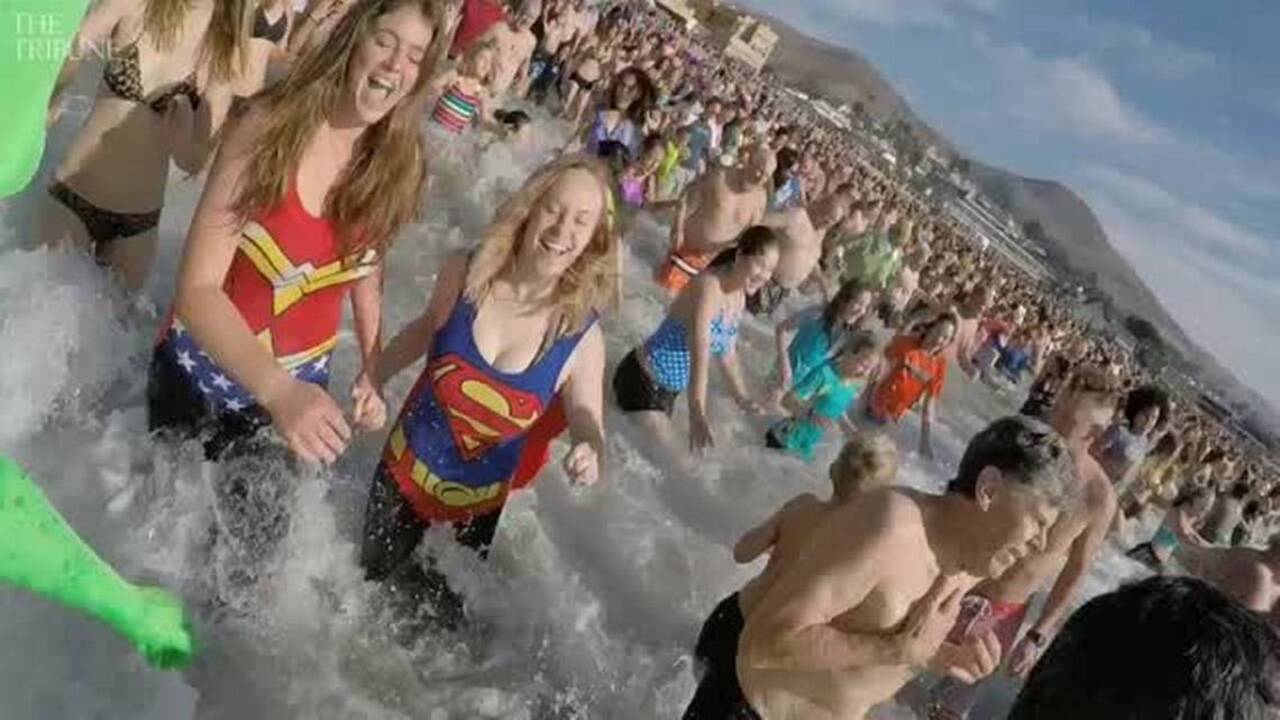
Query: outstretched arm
375,253,467,386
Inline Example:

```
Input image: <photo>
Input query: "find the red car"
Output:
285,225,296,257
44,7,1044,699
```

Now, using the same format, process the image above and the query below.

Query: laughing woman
149,0,446,464
43,0,254,290
359,156,617,619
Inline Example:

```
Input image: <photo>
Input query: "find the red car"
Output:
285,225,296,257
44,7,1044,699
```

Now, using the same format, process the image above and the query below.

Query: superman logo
430,354,543,462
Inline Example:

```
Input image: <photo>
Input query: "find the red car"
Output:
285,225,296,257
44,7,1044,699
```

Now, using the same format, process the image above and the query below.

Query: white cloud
968,39,1280,202
973,40,1172,145
1081,165,1276,259
1074,19,1217,80
1076,167,1280,405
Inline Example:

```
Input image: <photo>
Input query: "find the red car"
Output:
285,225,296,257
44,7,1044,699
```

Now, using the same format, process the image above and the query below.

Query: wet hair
830,433,899,500
822,279,875,334
707,225,780,270
947,416,1073,504
1123,385,1172,432
1008,576,1280,720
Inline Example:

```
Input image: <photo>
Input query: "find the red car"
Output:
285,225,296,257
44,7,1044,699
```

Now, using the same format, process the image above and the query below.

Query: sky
735,0,1280,409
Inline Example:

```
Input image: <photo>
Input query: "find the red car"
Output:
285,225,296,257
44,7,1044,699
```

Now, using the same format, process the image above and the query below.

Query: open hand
690,411,715,452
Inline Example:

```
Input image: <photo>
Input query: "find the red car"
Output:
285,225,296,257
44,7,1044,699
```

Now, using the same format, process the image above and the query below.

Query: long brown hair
202,0,254,84
142,0,190,50
142,0,251,84
231,0,447,261
465,155,620,338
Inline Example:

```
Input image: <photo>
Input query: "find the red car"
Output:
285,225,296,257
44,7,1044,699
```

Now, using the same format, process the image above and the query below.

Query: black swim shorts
613,350,678,415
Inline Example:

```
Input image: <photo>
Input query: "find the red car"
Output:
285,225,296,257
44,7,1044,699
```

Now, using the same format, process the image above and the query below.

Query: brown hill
741,7,1280,440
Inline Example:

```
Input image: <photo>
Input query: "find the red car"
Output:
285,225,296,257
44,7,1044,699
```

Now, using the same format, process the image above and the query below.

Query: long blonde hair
142,0,252,85
231,0,447,261
465,155,620,338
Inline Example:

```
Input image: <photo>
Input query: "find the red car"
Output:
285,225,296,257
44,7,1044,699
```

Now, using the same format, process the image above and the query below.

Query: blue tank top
644,311,738,391
384,299,595,522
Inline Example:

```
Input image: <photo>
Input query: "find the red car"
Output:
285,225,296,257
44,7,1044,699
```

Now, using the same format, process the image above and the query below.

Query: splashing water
0,106,1153,720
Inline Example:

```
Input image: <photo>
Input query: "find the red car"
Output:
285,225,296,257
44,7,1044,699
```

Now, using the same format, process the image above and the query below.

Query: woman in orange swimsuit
867,310,959,459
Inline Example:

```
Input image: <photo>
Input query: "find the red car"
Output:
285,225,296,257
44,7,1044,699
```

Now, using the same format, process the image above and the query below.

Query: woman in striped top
427,39,497,135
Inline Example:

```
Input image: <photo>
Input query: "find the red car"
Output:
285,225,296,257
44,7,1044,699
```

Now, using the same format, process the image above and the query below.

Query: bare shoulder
776,492,825,528
833,487,925,540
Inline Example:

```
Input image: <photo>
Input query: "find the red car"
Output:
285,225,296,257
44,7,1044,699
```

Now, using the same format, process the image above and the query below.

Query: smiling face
346,4,434,126
514,168,606,280
733,244,780,296
837,289,875,327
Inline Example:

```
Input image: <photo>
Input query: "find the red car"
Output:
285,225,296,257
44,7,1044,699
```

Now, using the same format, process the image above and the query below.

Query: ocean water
0,102,1154,720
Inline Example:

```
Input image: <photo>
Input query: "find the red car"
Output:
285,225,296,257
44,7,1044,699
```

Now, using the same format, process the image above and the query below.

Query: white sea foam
0,107,1153,720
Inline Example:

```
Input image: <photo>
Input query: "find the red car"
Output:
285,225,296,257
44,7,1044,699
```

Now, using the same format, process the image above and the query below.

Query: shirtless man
925,367,1120,720
729,416,1074,720
685,434,900,718
952,286,995,378
656,144,775,297
476,0,539,98
750,184,856,315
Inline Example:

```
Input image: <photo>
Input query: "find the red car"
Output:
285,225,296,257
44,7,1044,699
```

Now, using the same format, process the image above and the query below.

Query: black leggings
148,345,294,602
359,462,503,626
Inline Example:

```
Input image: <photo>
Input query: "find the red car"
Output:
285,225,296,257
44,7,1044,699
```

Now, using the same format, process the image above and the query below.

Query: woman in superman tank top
149,0,447,462
359,156,617,620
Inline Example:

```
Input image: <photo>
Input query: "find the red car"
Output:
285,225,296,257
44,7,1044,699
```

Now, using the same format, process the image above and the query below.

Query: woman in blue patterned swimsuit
614,226,781,452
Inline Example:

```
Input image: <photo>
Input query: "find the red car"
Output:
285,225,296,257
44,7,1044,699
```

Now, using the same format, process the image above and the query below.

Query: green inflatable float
0,456,194,669
0,0,90,198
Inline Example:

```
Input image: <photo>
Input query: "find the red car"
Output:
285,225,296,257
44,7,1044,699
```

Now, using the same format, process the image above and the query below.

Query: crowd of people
31,0,1280,717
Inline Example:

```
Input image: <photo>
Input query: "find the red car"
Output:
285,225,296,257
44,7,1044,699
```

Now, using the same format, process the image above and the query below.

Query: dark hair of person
1123,384,1171,432
707,225,779,270
773,147,799,190
1008,576,1280,720
822,279,873,335
1230,481,1251,501
947,415,1072,502
609,67,657,125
